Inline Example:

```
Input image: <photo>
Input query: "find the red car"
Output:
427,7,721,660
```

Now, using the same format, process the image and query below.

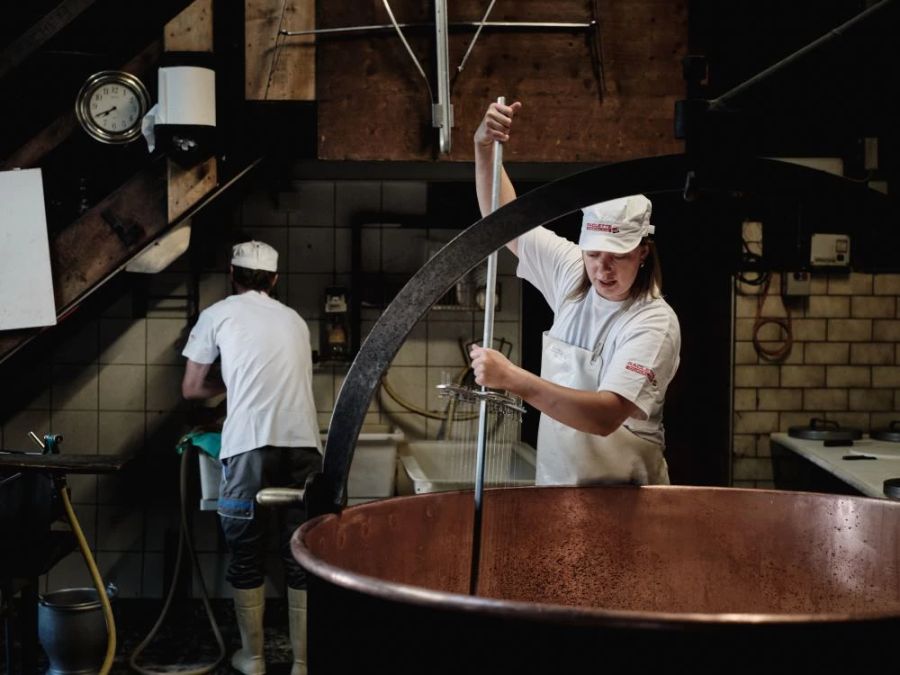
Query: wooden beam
0,0,98,80
246,0,315,100
164,0,218,223
165,0,214,52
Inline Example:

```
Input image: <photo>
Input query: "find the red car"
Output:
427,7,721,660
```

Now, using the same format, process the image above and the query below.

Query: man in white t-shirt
469,100,681,486
182,240,320,675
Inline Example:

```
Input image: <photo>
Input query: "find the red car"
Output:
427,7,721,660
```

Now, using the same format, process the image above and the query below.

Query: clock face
76,71,150,144
88,83,141,133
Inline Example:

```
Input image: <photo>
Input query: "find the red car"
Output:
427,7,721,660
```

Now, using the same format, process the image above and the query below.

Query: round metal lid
788,418,863,441
871,421,900,443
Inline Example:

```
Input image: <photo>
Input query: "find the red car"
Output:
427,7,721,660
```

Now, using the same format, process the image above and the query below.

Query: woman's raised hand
473,100,523,148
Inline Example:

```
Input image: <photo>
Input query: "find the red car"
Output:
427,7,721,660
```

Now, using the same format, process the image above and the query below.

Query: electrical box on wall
782,271,811,296
810,234,850,268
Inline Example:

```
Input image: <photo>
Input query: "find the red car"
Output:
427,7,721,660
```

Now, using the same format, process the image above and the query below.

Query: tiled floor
3,598,295,675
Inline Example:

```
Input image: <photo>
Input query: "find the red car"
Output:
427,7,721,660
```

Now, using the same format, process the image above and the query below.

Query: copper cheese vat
294,486,900,673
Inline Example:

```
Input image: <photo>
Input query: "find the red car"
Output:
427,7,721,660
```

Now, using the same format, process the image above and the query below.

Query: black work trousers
217,445,321,589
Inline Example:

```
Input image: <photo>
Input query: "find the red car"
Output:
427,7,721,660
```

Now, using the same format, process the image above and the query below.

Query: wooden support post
164,0,218,223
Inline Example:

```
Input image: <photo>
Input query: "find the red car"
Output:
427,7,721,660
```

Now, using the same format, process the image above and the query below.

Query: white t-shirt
182,291,322,460
517,226,681,445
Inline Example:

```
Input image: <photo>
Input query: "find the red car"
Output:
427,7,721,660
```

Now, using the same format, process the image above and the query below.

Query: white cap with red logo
231,240,278,272
578,195,654,254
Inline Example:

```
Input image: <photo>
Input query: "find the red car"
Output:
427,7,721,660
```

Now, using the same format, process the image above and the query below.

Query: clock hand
96,106,118,117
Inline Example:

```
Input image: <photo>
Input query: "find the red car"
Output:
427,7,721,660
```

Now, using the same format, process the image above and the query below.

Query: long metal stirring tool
469,95,505,595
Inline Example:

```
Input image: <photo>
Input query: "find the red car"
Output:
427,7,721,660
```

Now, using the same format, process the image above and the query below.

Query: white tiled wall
1,179,521,599
732,272,900,488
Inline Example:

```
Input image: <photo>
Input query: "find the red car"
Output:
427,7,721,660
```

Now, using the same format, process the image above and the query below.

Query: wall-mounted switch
782,271,811,296
810,233,850,267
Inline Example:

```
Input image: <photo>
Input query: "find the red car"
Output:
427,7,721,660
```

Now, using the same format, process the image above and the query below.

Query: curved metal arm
308,153,886,516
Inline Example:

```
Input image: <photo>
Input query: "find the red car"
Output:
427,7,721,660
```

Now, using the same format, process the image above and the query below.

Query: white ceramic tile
335,181,381,227
191,509,223,553
146,365,186,411
97,504,144,552
98,411,145,456
144,505,180,552
2,409,50,452
97,551,143,598
426,322,478,367
99,318,146,365
1,364,51,411
142,552,165,598
98,364,146,411
50,410,98,454
146,318,188,365
286,181,335,228
197,553,231,599
242,191,288,227
381,228,427,273
383,181,427,215
66,474,98,504
379,366,427,414
313,371,335,412
383,411,428,441
391,321,427,366
52,364,99,410
288,227,336,274
198,273,229,311
360,227,382,272
45,551,94,592
52,320,99,364
286,273,332,319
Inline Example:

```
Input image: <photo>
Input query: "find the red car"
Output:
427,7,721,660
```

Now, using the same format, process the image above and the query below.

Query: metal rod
434,0,452,153
470,95,505,596
280,21,593,38
457,0,497,73
709,0,896,112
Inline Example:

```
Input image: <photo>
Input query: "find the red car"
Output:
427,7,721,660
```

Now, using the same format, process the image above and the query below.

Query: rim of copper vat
293,484,900,631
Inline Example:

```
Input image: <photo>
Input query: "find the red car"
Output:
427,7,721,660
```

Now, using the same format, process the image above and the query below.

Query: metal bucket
38,588,109,675
293,485,900,673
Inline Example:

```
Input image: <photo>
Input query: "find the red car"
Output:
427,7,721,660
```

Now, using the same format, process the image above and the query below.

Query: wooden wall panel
246,0,315,100
316,0,686,161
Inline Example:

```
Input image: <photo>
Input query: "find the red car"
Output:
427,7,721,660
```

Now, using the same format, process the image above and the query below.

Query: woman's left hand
469,345,516,390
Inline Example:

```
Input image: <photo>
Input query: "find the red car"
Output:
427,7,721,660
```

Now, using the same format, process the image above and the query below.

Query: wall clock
75,70,150,144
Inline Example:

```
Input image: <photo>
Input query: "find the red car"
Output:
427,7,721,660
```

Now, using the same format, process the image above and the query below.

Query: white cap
578,195,654,254
231,240,278,272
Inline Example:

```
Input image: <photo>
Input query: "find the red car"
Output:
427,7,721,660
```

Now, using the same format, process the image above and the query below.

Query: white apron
536,331,670,486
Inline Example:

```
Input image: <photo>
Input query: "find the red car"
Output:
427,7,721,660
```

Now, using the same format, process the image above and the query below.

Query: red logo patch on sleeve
625,361,657,386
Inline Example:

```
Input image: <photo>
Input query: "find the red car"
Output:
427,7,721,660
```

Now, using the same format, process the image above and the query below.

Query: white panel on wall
0,168,56,330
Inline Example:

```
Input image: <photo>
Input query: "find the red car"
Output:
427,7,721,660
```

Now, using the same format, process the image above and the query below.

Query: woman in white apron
470,100,681,486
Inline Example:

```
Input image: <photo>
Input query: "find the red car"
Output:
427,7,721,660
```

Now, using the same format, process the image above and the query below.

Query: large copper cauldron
298,159,897,672
294,486,900,672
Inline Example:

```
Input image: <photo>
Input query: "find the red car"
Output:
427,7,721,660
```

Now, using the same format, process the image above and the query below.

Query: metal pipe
456,0,497,73
709,0,896,112
280,21,594,38
470,96,505,594
434,0,452,153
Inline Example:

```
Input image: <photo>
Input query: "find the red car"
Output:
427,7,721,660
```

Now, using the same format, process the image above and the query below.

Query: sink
396,440,536,495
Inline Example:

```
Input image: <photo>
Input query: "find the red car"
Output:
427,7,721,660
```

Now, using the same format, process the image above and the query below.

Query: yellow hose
60,484,116,675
